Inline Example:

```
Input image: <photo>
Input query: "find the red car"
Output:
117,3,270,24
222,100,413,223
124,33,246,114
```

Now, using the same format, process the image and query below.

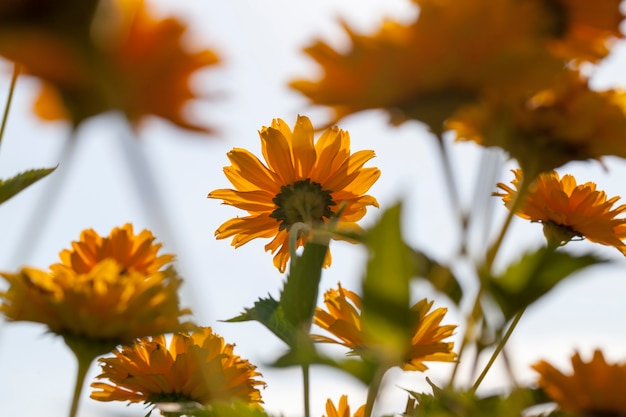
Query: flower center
270,178,336,231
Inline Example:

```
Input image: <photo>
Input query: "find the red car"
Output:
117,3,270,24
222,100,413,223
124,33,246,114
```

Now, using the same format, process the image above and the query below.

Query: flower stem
0,63,20,152
302,364,311,417
470,308,526,393
435,134,467,244
363,366,386,417
69,352,92,417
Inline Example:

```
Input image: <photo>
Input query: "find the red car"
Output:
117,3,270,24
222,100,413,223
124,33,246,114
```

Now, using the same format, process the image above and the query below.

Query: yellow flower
450,70,626,176
323,395,365,417
208,115,380,273
290,0,563,133
0,225,191,345
541,0,624,63
2,0,220,132
313,284,456,371
91,327,265,409
495,169,626,252
532,350,626,414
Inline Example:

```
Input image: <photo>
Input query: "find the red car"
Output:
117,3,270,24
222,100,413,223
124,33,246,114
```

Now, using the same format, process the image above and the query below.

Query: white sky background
2,1,626,416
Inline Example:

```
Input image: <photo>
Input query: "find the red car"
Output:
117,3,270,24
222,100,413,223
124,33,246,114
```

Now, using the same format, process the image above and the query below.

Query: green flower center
270,179,336,231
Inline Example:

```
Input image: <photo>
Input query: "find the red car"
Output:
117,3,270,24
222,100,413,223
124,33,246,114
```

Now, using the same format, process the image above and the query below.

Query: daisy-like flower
494,169,626,253
532,350,626,414
91,327,265,411
290,0,563,133
450,69,626,176
313,284,456,371
324,395,365,417
2,0,220,133
0,224,191,346
208,115,380,273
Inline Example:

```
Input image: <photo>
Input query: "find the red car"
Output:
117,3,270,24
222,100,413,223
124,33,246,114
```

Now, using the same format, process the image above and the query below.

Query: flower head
495,169,626,252
91,327,265,410
313,283,456,371
291,0,563,133
0,224,191,345
323,395,365,417
450,70,626,175
208,115,380,272
532,350,626,414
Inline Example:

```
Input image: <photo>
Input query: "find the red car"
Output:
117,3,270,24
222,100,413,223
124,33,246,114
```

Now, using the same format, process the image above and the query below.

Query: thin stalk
68,353,92,417
302,364,311,417
0,63,20,151
363,366,386,417
448,286,482,385
470,308,525,393
434,134,467,243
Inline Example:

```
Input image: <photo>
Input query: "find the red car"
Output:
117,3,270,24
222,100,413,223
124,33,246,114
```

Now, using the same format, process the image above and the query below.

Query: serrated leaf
488,248,606,321
280,241,328,332
361,203,414,365
0,166,56,205
225,296,297,346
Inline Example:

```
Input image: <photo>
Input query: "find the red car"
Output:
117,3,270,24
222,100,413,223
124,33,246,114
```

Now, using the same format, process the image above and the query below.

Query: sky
1,1,626,416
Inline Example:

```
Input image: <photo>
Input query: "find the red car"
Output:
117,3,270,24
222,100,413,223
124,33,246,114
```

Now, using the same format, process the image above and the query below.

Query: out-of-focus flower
208,115,380,273
291,0,563,133
450,70,626,176
494,169,626,252
91,327,265,410
540,0,624,63
532,350,626,414
0,0,219,133
0,224,191,346
313,283,456,371
323,395,365,417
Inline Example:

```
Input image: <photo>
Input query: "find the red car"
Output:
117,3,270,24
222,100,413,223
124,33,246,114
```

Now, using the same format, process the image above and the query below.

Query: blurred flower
291,0,563,133
540,0,624,63
450,70,626,176
1,0,220,133
91,327,265,410
323,395,365,417
208,115,380,273
494,169,626,252
532,350,626,414
0,224,191,346
313,283,456,371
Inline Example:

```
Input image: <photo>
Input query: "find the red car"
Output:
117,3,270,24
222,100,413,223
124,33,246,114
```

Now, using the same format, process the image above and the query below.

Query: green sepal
361,203,414,366
487,247,605,321
0,166,56,205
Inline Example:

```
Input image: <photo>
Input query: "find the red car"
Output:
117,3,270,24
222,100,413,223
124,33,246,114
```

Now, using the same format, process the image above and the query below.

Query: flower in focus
495,169,626,252
323,395,365,417
450,70,626,176
208,115,380,273
532,350,626,414
291,0,563,133
0,224,191,346
91,327,265,410
1,0,220,133
313,283,456,371
540,0,624,63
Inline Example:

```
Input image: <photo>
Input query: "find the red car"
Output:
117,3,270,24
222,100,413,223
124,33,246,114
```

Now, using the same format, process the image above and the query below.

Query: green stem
0,63,20,151
363,366,386,417
470,308,525,393
302,364,311,417
448,286,482,386
69,352,92,417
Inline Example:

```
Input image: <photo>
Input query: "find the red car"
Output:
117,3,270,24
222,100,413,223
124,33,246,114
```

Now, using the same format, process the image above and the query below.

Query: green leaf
181,401,274,417
0,166,56,205
411,249,463,305
225,296,297,346
487,247,606,321
361,203,414,365
280,241,328,332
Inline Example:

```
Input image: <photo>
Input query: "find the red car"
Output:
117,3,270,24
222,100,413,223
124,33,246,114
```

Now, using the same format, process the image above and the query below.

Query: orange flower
450,70,626,176
91,327,265,409
208,115,380,272
313,284,456,371
323,395,365,417
291,0,563,133
495,169,626,252
533,350,626,414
